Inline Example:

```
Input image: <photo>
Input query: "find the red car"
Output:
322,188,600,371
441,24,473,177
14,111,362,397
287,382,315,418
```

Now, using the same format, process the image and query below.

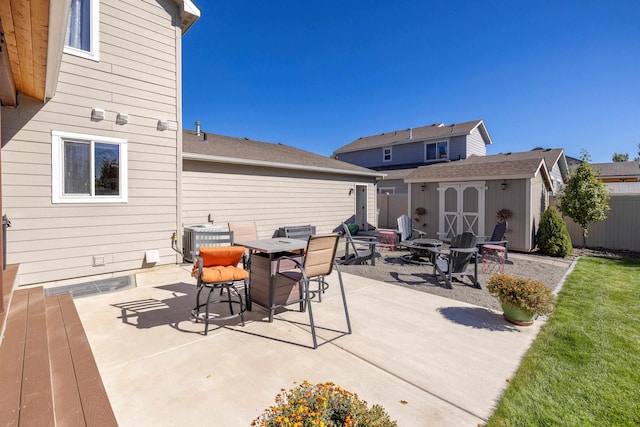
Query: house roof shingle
590,161,640,179
182,130,384,178
333,120,491,155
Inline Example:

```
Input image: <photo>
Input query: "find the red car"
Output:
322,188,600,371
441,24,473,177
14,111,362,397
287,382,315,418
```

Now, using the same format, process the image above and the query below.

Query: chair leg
303,278,318,349
334,265,352,335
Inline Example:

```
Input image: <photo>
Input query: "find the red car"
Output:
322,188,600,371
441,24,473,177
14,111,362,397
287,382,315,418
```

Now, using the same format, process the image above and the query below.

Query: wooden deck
0,283,117,426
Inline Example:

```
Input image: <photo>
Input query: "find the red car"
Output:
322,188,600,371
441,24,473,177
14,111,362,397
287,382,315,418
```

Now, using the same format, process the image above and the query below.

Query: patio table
235,238,307,322
401,238,443,264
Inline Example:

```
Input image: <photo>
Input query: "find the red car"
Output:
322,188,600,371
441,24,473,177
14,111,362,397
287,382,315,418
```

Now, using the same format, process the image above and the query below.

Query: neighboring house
332,120,493,194
1,0,200,286
404,149,569,252
182,127,384,238
590,161,640,194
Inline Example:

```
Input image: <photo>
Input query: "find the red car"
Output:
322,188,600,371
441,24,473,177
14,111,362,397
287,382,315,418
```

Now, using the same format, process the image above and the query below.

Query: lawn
487,256,640,426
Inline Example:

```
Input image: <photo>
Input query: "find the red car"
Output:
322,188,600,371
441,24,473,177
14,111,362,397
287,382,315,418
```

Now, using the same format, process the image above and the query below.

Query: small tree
536,207,572,257
558,161,610,248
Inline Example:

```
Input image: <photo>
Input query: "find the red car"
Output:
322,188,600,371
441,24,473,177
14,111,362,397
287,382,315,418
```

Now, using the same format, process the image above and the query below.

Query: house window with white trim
425,141,448,161
52,131,128,203
64,0,99,60
383,147,392,162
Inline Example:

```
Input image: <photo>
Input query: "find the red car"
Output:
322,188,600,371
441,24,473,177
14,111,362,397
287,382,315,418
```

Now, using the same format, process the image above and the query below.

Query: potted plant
487,274,555,326
496,208,512,223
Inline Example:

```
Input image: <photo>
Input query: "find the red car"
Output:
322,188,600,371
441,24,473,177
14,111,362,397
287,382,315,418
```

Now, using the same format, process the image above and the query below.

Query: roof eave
177,0,201,34
183,152,385,178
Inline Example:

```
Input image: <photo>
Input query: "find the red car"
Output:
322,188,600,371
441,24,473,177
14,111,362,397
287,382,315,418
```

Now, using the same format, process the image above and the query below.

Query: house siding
448,136,467,161
466,127,487,157
1,0,182,286
182,160,378,239
483,179,531,252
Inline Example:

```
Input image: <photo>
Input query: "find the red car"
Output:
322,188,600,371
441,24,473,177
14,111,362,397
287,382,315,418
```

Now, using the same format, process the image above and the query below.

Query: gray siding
448,136,467,161
483,179,531,252
548,163,564,195
466,127,487,157
1,0,182,285
335,149,382,168
378,179,408,195
181,160,378,238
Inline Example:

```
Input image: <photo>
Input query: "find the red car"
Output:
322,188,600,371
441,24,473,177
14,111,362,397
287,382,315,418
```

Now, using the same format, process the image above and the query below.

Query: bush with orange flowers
487,274,555,316
252,380,397,427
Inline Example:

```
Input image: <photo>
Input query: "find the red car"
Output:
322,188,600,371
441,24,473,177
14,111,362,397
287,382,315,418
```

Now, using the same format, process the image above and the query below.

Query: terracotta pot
501,301,536,326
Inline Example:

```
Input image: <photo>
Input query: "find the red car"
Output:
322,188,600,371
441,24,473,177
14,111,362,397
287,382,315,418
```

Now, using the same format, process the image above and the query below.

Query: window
64,0,99,60
383,147,392,162
425,141,448,161
52,131,128,203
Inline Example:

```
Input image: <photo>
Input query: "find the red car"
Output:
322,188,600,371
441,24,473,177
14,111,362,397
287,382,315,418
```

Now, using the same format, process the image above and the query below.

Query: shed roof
333,120,492,155
182,130,384,178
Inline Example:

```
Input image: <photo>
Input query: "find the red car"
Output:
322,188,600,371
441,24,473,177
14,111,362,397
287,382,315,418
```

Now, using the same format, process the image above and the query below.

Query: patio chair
396,214,427,248
191,231,249,335
477,221,509,260
283,224,315,241
283,224,331,300
337,222,378,266
228,221,258,242
430,231,480,289
274,234,352,349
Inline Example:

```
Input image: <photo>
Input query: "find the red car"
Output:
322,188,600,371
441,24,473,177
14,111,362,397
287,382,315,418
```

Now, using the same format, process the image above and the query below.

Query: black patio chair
430,232,480,289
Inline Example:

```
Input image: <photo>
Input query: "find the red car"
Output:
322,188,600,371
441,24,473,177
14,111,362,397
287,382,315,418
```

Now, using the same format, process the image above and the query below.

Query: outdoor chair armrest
275,255,304,275
450,247,478,254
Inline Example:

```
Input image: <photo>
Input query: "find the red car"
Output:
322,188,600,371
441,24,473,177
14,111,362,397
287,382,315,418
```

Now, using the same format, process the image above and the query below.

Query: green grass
487,256,640,427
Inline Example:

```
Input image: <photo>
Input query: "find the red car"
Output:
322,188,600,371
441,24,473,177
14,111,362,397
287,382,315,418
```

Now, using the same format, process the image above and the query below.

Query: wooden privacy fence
552,194,640,251
377,194,409,229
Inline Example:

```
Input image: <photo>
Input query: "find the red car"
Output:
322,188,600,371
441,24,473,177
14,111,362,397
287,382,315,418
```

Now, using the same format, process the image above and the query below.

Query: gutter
183,152,386,178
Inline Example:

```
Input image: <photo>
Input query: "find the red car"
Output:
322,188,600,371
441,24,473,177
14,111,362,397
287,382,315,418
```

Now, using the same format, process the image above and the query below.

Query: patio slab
74,263,546,426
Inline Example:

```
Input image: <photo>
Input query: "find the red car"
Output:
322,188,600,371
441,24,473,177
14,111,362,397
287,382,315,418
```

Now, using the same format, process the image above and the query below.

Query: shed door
438,182,485,240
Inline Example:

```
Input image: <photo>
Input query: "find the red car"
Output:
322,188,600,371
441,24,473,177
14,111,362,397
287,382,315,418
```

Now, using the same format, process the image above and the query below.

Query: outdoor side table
377,230,395,251
481,244,506,274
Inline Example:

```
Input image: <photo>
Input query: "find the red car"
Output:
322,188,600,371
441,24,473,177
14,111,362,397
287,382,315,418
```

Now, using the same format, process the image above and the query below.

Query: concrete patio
74,263,549,426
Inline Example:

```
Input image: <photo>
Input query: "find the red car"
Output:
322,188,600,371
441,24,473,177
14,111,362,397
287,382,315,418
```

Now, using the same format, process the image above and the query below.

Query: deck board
58,294,118,426
46,294,86,426
0,289,29,427
19,287,54,426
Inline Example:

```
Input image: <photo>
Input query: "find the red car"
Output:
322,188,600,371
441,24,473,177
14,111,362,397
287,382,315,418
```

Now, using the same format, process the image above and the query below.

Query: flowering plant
252,380,397,427
496,209,512,222
487,274,555,316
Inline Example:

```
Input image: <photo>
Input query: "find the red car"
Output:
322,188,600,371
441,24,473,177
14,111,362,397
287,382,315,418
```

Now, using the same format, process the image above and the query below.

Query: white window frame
52,131,128,204
383,147,392,162
64,0,100,61
425,140,449,162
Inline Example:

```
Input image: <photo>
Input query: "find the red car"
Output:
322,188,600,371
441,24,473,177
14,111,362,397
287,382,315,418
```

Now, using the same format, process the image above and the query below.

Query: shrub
536,207,573,257
252,380,398,427
487,274,555,316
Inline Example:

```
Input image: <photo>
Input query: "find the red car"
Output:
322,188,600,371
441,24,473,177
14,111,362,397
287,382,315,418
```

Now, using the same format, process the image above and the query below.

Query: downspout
175,17,183,265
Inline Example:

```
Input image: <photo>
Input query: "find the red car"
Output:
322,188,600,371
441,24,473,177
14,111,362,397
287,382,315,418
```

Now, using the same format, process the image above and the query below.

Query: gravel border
338,249,574,312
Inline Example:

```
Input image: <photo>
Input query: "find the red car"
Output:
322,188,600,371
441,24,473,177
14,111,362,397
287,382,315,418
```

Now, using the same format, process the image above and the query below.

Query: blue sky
182,1,640,163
